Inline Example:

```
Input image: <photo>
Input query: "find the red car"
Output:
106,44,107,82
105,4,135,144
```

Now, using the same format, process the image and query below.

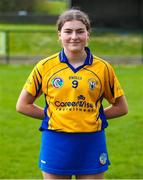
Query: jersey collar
59,47,93,73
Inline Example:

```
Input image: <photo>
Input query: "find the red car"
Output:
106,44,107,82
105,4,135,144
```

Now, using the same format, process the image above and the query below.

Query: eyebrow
64,28,85,31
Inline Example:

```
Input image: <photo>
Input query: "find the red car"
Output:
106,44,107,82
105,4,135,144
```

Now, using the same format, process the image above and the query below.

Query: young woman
16,9,128,179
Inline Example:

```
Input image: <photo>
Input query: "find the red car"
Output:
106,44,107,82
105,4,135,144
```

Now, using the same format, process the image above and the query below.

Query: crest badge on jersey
99,153,107,165
88,78,97,90
52,77,64,88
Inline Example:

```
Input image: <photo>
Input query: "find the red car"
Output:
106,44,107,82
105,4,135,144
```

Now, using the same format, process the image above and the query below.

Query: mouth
70,41,80,43
70,42,80,45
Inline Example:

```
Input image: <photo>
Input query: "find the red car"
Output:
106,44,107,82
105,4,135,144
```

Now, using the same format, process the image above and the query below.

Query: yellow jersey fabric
24,47,124,133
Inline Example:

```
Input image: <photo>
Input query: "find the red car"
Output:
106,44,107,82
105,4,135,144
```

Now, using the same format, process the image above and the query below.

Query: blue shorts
39,130,110,175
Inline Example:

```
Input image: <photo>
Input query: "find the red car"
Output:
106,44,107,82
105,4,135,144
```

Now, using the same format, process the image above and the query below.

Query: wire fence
0,29,142,64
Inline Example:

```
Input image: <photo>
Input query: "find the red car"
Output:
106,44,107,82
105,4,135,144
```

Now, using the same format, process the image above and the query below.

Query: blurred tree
0,0,37,13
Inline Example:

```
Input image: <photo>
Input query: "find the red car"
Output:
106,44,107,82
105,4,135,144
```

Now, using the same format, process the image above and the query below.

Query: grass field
0,24,141,57
0,64,143,179
0,23,143,178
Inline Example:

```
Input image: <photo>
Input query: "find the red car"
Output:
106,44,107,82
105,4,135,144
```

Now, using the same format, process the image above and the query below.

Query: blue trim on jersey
99,105,108,129
36,82,42,97
39,116,49,131
39,102,49,131
59,47,93,73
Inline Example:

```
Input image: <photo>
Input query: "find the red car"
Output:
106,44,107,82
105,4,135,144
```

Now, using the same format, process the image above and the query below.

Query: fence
0,29,142,64
0,29,55,64
0,14,58,25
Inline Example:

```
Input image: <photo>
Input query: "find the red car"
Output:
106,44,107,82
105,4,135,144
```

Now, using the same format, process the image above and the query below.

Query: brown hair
57,9,91,32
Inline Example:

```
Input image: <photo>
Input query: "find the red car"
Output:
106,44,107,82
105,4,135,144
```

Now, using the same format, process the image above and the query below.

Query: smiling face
58,20,89,54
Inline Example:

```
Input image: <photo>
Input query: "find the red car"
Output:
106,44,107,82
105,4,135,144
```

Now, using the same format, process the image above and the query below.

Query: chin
69,47,83,53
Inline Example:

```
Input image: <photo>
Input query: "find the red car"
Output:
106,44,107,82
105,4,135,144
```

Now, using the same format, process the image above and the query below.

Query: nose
71,31,78,39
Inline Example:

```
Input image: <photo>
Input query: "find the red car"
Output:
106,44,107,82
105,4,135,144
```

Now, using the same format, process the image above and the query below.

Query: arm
104,95,128,119
16,89,45,120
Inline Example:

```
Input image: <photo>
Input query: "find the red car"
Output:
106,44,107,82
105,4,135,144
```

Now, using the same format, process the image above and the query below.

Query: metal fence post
141,32,143,63
5,31,10,64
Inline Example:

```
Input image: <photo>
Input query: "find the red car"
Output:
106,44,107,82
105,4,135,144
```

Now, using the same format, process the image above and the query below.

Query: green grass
0,24,141,57
0,64,143,178
106,65,143,178
35,0,67,15
0,64,43,178
90,32,142,56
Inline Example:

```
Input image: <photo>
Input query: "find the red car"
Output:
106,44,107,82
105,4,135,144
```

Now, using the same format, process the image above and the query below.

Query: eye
77,30,85,34
64,30,72,34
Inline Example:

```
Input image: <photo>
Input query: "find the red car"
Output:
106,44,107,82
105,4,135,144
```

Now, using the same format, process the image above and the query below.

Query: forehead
61,20,86,30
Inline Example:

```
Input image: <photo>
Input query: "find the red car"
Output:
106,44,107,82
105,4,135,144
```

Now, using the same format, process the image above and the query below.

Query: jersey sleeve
104,63,124,104
23,62,43,97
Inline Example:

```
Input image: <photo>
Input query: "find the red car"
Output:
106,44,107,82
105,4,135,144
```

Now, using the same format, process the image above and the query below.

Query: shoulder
91,55,117,80
92,55,114,71
92,55,111,67
37,53,60,67
35,53,60,73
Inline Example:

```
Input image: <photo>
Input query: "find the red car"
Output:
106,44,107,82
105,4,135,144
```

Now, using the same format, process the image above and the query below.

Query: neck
64,49,87,65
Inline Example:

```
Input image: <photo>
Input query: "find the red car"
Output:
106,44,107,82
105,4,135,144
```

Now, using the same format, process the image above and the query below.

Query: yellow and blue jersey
24,47,124,133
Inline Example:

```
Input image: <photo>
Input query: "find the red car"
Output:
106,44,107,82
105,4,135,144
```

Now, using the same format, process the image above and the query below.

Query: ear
87,31,90,39
58,31,61,40
86,32,90,42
